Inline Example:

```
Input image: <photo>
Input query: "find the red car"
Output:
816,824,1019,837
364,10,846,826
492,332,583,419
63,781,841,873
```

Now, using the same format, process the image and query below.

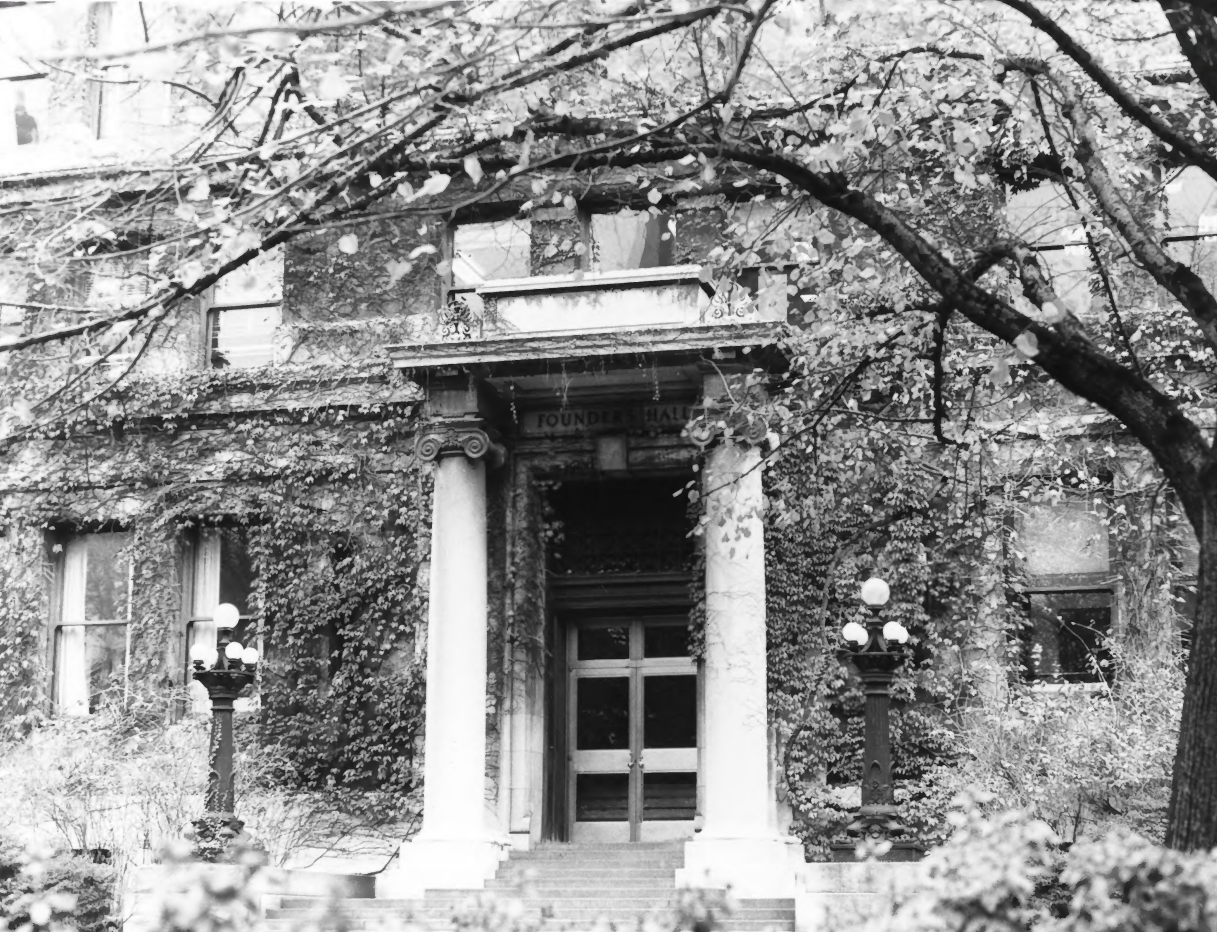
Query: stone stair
263,842,795,931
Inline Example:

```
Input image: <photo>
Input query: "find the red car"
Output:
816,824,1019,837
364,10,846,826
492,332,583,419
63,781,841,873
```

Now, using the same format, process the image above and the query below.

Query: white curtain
56,626,88,716
57,541,89,715
190,530,222,714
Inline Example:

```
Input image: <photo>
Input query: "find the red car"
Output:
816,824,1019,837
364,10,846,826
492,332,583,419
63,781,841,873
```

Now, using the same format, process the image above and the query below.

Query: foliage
925,647,1182,845
0,835,116,932
856,801,1217,932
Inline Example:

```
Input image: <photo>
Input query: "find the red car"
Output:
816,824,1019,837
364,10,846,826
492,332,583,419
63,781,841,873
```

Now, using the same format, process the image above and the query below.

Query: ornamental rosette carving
416,423,504,464
685,411,770,449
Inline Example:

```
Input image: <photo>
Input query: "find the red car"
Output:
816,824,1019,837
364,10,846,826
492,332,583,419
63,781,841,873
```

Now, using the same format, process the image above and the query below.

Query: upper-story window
449,208,675,292
1165,167,1217,307
1014,495,1114,686
52,530,132,715
208,248,283,368
452,219,532,287
0,74,48,151
1006,183,1093,320
186,526,256,713
588,209,673,271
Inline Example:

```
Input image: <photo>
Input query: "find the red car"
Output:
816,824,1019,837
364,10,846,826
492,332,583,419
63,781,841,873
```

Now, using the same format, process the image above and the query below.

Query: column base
675,834,806,898
376,837,509,899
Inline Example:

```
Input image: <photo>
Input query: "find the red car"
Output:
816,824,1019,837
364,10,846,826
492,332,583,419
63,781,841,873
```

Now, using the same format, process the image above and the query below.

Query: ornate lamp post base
191,813,247,862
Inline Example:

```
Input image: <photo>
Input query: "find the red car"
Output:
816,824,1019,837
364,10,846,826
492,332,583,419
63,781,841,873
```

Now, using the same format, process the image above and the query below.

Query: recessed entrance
544,476,698,844
568,617,697,842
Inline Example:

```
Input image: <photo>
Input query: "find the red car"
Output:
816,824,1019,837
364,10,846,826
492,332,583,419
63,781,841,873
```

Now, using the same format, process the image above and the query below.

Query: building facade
0,3,1210,917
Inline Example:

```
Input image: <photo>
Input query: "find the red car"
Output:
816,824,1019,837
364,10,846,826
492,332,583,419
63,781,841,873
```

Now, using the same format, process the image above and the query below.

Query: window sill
1027,681,1109,695
472,264,706,296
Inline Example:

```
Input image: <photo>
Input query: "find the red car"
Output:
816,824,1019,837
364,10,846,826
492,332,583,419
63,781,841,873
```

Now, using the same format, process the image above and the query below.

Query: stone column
379,420,508,898
677,437,806,897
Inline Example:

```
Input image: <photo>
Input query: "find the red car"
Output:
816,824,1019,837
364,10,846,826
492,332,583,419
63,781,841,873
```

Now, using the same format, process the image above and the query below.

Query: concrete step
265,923,790,932
486,885,676,895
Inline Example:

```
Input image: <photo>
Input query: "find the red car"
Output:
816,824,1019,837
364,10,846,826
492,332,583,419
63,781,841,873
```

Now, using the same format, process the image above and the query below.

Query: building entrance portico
381,267,805,900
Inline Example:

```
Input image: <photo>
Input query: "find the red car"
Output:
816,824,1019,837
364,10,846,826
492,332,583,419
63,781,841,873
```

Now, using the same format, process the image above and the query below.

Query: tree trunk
1166,470,1217,849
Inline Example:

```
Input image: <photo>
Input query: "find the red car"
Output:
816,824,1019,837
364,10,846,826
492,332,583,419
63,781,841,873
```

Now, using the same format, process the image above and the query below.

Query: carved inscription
521,404,693,437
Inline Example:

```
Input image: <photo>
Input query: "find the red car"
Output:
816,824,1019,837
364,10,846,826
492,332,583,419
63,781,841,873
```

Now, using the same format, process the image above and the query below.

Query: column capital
417,419,506,465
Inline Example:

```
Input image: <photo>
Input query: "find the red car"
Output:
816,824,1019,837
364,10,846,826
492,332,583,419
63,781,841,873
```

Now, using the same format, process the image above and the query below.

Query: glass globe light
213,603,241,630
203,648,219,668
841,621,869,646
860,577,890,607
241,647,260,665
189,643,211,664
883,621,909,644
224,640,244,661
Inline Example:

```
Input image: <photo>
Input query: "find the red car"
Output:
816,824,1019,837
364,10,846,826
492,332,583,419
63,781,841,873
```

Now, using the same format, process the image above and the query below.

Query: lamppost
840,576,910,845
188,602,259,859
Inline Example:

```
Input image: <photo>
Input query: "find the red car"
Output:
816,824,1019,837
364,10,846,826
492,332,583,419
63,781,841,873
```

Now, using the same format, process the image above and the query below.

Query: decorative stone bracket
416,422,506,466
686,410,770,449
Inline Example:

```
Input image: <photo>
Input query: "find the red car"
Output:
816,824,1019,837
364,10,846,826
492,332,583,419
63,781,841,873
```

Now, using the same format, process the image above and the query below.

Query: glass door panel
571,672,632,842
640,671,697,841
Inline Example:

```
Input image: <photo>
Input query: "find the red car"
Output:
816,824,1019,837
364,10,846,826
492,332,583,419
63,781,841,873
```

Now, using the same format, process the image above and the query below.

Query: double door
568,616,698,842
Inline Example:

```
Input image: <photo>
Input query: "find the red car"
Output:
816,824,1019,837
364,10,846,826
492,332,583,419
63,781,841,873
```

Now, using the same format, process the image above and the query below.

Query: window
186,527,256,713
1172,514,1200,644
1014,497,1114,686
452,219,532,288
449,208,679,292
1165,167,1217,301
588,210,673,271
52,531,132,715
1006,183,1094,320
207,249,282,368
1022,591,1112,684
1,75,48,150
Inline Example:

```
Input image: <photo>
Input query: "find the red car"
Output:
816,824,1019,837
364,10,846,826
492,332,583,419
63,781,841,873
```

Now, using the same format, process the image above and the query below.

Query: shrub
0,839,116,932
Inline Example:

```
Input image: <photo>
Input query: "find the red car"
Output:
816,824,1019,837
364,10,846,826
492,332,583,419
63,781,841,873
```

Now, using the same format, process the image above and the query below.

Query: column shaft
419,454,488,840
701,441,771,838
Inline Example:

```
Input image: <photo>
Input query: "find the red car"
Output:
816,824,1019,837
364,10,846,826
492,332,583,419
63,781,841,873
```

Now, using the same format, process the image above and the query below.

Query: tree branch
996,0,1217,183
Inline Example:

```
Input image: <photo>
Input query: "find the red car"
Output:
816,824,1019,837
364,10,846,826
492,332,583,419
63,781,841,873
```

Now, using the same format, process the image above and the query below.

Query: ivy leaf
317,69,351,101
464,155,484,185
1014,331,1040,359
185,177,210,202
384,260,413,287
419,174,451,198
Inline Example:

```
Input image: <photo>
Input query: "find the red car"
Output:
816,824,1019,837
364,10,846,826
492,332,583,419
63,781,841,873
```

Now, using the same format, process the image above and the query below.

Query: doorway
567,615,697,842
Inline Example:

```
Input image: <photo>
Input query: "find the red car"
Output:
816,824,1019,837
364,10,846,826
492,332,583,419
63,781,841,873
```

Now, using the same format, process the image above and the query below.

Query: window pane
12,78,48,147
643,624,689,658
64,532,132,623
1019,502,1109,576
643,674,696,748
1023,592,1111,683
214,248,284,305
590,210,672,271
578,626,629,661
210,305,278,368
575,773,628,822
643,772,696,821
452,220,531,287
55,624,126,715
576,676,630,750
218,528,254,615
